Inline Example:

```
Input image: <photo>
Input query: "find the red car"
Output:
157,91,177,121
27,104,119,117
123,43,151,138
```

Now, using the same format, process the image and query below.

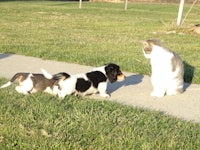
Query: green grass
0,78,199,149
0,1,200,83
0,2,200,149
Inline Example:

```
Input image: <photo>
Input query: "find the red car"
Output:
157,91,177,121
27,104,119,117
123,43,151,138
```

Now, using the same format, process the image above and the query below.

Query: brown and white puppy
0,69,60,95
53,63,125,99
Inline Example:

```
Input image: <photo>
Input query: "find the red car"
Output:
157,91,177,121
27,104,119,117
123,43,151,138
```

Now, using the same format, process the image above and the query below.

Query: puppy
54,63,125,99
0,69,60,95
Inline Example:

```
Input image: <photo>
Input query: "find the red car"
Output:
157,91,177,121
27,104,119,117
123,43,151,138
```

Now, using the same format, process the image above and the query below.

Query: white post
125,0,128,10
177,0,185,26
79,0,82,9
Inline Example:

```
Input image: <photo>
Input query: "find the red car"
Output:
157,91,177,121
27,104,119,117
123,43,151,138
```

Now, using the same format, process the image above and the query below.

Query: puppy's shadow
0,53,13,59
107,74,144,94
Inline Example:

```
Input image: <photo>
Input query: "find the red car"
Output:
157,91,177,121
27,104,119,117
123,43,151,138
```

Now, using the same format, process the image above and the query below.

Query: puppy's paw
57,92,66,99
100,93,110,98
15,86,29,95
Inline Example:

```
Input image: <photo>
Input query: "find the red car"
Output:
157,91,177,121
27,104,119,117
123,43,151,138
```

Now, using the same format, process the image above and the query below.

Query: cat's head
142,39,163,59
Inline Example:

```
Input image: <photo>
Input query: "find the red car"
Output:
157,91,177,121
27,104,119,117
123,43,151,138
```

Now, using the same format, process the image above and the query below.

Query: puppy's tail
53,72,71,80
0,81,12,88
0,73,22,88
41,68,53,79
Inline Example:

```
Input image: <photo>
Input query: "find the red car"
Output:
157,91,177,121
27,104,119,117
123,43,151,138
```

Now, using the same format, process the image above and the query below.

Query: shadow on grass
107,74,144,94
183,61,195,91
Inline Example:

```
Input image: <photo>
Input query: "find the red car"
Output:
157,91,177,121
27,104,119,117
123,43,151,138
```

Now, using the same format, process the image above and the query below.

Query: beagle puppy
54,63,125,99
0,69,60,95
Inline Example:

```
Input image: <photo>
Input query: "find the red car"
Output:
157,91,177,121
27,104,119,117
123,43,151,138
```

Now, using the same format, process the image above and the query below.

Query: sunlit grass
0,78,199,149
0,1,199,83
0,2,200,149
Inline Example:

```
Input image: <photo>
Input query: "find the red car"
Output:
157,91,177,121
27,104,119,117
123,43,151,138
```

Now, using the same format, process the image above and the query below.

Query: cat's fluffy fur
142,39,184,97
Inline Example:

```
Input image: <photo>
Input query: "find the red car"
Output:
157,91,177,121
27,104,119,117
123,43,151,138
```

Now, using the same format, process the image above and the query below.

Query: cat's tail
0,73,22,88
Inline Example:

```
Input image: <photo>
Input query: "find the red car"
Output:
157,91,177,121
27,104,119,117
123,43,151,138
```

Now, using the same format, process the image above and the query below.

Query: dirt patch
189,24,200,35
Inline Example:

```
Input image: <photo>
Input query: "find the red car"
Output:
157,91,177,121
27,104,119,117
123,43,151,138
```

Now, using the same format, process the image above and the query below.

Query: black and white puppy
0,69,60,95
54,63,125,99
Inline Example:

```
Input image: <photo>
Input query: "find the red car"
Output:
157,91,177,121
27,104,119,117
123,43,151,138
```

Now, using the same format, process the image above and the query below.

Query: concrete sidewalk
0,54,199,123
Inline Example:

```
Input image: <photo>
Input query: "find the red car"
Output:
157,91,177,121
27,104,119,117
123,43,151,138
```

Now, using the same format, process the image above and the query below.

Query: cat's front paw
151,91,165,98
166,89,182,96
166,91,177,96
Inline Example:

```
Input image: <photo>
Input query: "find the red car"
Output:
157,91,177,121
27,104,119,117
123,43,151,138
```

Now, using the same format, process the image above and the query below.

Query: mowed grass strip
0,78,199,149
0,1,199,83
0,2,199,148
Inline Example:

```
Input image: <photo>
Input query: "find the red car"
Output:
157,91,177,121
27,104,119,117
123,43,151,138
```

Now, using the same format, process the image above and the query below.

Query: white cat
142,39,184,97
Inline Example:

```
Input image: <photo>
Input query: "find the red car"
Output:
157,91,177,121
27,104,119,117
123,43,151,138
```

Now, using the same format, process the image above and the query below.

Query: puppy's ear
104,63,111,66
53,72,70,80
105,64,118,83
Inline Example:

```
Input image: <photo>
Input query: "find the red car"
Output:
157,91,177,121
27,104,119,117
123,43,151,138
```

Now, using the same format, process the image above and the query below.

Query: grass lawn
0,1,199,149
0,1,200,83
0,78,199,149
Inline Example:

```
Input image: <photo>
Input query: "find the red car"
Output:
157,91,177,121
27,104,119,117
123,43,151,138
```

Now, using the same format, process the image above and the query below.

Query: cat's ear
141,40,149,46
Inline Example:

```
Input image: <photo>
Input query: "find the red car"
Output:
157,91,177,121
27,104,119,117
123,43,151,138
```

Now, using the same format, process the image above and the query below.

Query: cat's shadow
183,61,195,91
107,74,144,94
